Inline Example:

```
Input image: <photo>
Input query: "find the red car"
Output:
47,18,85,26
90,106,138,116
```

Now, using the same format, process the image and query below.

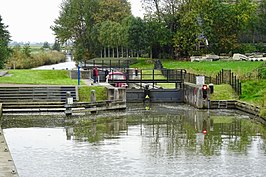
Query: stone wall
70,70,91,79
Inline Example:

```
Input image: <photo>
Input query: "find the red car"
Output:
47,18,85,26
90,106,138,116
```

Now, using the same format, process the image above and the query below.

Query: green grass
241,80,266,106
156,83,176,88
30,45,43,53
0,70,81,85
141,70,166,80
78,86,107,102
210,84,239,100
212,116,235,124
131,58,264,77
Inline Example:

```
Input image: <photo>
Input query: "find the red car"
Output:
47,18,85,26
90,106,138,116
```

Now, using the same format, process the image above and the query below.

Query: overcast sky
0,0,144,43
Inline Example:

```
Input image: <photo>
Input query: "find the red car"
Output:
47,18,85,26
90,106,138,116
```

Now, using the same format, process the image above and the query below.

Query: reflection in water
3,104,266,177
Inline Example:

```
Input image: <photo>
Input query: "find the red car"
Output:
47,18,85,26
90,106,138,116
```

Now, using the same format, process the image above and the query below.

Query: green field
132,59,264,77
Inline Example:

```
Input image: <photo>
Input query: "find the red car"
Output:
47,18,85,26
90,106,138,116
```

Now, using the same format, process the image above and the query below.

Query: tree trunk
104,47,106,58
117,46,119,58
113,48,115,58
108,47,110,58
121,46,124,58
150,47,153,59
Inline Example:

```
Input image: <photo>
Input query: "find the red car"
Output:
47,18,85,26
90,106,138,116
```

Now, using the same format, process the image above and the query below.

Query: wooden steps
0,86,78,102
0,86,78,114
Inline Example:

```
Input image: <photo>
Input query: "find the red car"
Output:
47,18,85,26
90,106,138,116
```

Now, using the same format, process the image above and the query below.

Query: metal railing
103,69,186,85
216,69,241,95
184,69,242,95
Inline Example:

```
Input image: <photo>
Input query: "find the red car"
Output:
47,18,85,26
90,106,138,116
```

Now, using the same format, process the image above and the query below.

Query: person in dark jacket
93,67,98,83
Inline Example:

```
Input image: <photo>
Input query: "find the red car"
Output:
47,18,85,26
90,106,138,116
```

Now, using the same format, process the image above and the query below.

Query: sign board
196,76,205,85
67,97,73,105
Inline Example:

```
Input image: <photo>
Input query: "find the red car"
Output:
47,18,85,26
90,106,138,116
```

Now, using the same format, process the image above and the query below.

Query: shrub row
6,50,66,69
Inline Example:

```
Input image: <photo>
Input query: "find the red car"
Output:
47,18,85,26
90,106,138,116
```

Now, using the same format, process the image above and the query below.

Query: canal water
3,104,266,177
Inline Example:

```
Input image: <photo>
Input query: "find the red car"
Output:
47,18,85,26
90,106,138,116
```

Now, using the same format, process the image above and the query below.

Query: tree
142,0,182,58
22,43,31,58
202,0,256,54
52,40,61,51
42,42,50,50
0,15,11,68
51,0,100,61
127,17,149,57
146,19,172,58
52,0,133,61
96,0,131,23
172,0,256,56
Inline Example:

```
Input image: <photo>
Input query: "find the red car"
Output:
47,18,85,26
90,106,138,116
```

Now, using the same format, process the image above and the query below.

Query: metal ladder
218,100,227,109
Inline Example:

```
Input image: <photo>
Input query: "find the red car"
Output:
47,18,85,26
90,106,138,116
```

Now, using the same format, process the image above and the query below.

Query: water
3,104,266,177
32,54,76,70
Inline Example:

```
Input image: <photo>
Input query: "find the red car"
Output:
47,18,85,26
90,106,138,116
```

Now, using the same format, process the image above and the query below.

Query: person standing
93,67,98,83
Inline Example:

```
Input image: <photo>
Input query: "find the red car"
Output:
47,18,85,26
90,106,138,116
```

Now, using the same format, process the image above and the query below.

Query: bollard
209,83,214,94
65,91,73,116
114,88,119,101
90,90,97,114
90,90,96,103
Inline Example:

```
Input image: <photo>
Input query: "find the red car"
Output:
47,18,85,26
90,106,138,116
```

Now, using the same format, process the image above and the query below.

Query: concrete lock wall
121,83,208,106
183,83,208,108
126,89,184,103
108,88,126,101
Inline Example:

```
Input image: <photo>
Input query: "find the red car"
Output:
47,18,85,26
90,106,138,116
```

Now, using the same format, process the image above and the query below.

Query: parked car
107,71,128,88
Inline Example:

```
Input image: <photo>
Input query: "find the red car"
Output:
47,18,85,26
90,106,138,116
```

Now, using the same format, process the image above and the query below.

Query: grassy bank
0,70,81,85
78,86,107,102
0,70,108,103
210,84,239,100
241,80,266,105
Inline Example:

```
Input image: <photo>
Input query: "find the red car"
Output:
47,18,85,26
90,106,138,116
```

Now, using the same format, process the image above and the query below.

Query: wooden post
239,82,242,95
153,69,155,88
234,76,237,92
0,103,2,121
114,88,119,101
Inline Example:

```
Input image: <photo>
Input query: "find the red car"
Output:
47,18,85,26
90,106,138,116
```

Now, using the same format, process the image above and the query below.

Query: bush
255,43,266,53
258,63,266,79
6,50,66,69
237,43,257,54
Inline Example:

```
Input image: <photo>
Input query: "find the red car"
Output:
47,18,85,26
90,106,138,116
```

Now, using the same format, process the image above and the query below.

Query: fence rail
184,73,214,84
216,69,241,95
105,69,186,85
184,69,241,95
